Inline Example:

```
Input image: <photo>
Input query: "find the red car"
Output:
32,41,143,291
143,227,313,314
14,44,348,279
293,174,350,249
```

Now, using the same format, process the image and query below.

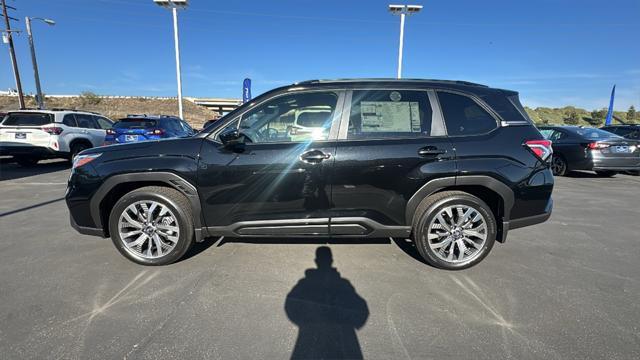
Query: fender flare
89,172,205,241
405,175,514,226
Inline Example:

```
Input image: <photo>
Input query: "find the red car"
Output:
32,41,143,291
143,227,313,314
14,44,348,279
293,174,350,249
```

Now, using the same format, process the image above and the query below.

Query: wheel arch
405,176,514,243
90,172,205,241
69,137,94,151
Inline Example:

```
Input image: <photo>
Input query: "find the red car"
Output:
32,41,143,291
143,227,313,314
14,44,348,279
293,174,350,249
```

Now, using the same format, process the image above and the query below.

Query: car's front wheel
412,191,496,270
109,186,194,265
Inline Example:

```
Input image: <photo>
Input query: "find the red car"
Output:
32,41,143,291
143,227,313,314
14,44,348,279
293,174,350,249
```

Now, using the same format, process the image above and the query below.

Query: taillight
106,129,116,135
146,128,165,135
525,139,553,161
72,153,102,169
42,126,63,135
588,142,610,150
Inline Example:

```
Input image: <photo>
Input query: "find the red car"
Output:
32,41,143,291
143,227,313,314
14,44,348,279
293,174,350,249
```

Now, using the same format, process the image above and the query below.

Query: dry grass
0,95,218,128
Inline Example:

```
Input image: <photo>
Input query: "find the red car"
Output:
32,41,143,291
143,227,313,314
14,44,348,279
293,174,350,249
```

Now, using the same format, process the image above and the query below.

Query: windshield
1,112,54,126
113,119,157,129
575,128,622,140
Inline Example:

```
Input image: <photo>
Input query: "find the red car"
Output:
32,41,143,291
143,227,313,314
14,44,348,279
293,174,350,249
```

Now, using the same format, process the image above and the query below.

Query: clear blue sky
1,0,639,110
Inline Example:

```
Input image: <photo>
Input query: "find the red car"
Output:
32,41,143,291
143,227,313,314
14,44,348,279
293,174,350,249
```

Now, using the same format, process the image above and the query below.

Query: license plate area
124,135,138,142
15,132,27,140
614,145,630,153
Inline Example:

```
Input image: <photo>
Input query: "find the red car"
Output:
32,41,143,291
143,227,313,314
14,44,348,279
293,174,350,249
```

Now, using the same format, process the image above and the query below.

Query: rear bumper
502,198,553,242
591,153,640,171
0,144,67,158
69,213,105,237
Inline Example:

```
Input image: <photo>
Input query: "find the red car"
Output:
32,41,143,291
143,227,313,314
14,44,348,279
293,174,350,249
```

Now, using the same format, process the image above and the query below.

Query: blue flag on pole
604,85,616,126
243,78,252,103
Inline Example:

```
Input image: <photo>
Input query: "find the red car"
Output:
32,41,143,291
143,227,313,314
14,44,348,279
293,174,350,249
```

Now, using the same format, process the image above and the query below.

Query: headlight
72,153,102,169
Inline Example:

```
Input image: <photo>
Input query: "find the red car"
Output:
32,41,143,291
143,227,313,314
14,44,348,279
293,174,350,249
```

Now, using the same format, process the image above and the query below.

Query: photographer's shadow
285,246,369,360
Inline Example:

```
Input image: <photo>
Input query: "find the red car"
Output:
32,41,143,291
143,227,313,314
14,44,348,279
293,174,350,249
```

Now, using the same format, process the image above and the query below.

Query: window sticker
360,101,421,132
389,91,402,102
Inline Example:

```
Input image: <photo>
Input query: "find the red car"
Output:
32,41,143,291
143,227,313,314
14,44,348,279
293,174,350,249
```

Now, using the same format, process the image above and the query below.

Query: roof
5,108,101,115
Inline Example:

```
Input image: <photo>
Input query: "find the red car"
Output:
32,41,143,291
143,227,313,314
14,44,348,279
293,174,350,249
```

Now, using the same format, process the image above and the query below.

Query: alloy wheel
426,205,488,264
117,200,180,259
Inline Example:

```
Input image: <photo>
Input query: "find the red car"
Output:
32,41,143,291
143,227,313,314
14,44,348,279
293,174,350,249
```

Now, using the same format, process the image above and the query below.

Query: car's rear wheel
412,191,496,270
595,170,617,177
550,155,568,176
109,186,194,265
14,155,39,167
69,142,91,162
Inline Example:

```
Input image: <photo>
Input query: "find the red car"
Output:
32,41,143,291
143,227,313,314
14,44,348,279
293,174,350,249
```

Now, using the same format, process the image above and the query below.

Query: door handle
418,146,446,157
300,150,331,163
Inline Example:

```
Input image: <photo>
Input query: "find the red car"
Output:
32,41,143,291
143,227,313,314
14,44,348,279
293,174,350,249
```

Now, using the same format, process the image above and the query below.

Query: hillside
0,95,218,128
524,106,638,126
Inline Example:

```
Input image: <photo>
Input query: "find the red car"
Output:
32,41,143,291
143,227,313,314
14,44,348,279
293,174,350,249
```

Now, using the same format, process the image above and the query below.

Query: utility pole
2,0,25,109
26,17,55,109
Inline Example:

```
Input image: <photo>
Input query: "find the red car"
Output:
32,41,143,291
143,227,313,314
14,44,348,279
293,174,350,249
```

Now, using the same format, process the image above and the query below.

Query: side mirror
219,128,246,151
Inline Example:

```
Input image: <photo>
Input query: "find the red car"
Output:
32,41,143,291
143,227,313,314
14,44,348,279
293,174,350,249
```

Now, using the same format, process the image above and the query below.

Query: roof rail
295,78,489,87
49,108,102,115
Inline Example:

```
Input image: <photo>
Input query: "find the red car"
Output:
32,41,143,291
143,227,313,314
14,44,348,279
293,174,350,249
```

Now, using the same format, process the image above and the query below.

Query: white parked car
0,109,113,166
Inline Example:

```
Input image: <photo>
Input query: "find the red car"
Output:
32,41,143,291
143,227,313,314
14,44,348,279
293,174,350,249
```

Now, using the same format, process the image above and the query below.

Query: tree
564,109,580,125
627,105,636,121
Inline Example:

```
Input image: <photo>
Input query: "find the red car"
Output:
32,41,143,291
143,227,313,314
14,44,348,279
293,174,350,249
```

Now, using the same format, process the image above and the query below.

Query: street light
388,4,422,79
25,16,55,109
154,0,187,119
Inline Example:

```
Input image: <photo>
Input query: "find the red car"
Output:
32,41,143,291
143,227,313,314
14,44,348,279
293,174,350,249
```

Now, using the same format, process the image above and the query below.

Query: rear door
329,88,456,231
0,112,54,147
74,113,103,147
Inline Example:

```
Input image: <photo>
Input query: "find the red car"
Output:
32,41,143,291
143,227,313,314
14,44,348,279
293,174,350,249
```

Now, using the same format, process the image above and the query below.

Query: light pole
154,0,187,119
26,17,55,110
2,0,25,109
388,4,422,79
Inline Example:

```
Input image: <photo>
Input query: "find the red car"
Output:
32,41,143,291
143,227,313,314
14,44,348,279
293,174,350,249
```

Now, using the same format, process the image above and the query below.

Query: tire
69,142,91,162
109,186,195,266
14,156,39,167
411,191,496,270
595,170,616,177
550,155,568,176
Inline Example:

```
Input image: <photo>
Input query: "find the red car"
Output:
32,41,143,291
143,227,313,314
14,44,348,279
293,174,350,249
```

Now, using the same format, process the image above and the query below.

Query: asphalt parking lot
0,159,639,359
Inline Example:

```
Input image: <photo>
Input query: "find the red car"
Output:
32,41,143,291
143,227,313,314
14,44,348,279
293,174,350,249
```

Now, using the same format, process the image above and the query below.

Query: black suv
66,79,554,269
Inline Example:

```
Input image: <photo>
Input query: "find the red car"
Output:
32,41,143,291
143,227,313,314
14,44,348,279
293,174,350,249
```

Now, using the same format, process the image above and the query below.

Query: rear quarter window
438,92,497,136
2,112,53,126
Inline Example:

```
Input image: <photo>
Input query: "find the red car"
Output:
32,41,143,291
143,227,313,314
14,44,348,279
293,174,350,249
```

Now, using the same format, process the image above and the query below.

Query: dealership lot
0,160,639,359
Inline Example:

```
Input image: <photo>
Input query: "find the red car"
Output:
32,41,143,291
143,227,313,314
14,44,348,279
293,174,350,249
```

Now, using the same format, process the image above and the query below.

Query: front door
198,90,345,236
330,89,457,232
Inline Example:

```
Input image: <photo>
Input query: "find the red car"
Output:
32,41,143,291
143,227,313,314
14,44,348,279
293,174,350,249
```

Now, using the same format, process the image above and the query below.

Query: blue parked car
105,115,196,144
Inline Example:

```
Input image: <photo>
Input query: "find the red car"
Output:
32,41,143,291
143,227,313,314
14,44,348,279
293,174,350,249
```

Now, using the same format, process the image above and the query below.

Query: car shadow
563,171,602,178
0,159,70,182
0,197,66,217
284,246,369,359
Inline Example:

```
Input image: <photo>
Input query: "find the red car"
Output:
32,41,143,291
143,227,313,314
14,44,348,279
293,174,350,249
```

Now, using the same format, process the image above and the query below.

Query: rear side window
438,92,497,136
347,90,433,139
2,112,53,126
63,114,78,127
75,114,99,129
114,119,157,129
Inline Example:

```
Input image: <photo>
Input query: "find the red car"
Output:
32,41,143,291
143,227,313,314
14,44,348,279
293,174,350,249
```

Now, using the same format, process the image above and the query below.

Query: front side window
438,92,497,136
237,92,338,143
94,116,113,130
347,90,433,140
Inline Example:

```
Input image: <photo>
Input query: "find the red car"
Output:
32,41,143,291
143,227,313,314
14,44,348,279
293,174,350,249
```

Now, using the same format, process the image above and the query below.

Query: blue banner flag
605,85,616,126
243,78,252,103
